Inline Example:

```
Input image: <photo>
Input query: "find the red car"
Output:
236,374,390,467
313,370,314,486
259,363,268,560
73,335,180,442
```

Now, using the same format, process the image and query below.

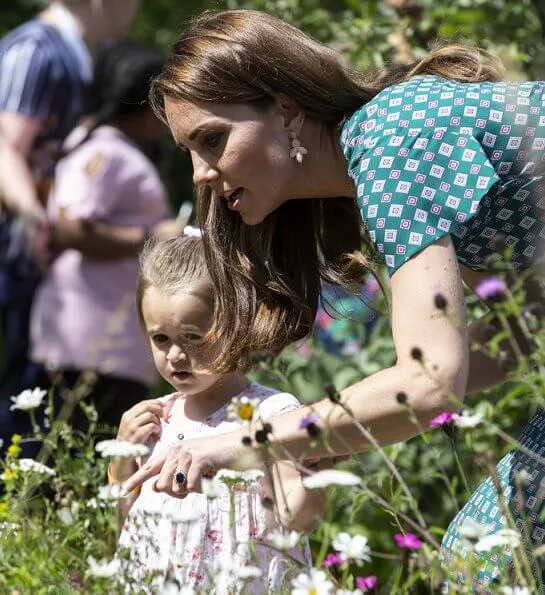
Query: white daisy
57,502,79,525
97,484,125,501
268,529,300,551
202,476,222,499
454,410,484,428
302,470,361,489
291,568,334,594
332,532,371,565
87,556,121,578
227,395,260,424
10,387,47,411
18,458,55,476
474,528,521,552
95,439,149,458
216,468,264,487
458,518,493,541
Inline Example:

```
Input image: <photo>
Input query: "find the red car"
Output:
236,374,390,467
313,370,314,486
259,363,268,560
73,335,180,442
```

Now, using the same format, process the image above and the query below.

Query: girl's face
165,98,296,226
141,285,223,396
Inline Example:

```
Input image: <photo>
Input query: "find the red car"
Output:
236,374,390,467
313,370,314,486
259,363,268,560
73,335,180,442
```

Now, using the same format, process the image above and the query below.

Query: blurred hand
21,213,55,272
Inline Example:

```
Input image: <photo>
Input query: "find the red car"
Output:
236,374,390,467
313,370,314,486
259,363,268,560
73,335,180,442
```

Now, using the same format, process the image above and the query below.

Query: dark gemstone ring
174,470,186,486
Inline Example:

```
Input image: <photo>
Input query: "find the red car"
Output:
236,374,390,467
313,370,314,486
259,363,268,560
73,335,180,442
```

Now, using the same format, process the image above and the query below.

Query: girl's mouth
172,371,192,381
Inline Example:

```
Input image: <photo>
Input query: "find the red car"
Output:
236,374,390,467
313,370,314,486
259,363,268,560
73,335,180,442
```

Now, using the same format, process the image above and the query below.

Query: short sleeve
257,391,302,421
0,40,63,120
51,148,122,221
352,130,501,276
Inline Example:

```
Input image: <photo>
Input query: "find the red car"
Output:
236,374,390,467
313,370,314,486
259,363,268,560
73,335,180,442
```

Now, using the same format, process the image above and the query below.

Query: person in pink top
0,42,181,458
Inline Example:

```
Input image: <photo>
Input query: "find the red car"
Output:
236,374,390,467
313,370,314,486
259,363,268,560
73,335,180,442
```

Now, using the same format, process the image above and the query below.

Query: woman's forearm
262,361,463,462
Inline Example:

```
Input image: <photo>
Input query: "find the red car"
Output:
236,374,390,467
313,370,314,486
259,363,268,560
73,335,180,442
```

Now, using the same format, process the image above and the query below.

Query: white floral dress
118,382,312,594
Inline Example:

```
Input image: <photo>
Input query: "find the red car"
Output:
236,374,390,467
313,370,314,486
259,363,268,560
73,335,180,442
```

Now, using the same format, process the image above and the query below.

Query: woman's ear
273,93,304,134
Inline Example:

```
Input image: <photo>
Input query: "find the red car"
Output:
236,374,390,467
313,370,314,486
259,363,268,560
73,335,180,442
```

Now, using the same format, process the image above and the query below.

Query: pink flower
297,343,315,358
356,575,377,591
322,552,344,567
475,277,507,302
394,532,423,550
429,411,454,428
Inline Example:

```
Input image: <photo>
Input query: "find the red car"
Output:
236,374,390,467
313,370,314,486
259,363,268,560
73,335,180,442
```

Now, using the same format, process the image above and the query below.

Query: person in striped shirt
0,0,140,398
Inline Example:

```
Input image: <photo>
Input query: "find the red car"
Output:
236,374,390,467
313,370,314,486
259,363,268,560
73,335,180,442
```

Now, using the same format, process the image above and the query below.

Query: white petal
303,469,361,489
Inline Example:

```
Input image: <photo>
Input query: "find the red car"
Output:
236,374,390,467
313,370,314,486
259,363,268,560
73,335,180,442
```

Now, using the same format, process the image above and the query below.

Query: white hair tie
183,225,202,238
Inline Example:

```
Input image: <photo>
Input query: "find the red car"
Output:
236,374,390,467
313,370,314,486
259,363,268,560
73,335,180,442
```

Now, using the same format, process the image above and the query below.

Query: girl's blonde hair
150,9,505,372
136,234,210,327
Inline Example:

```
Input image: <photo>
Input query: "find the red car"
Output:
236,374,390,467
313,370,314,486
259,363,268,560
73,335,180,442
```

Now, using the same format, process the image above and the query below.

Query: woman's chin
240,210,266,226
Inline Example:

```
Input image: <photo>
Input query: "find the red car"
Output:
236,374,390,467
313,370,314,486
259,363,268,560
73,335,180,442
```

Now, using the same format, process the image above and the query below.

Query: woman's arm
53,212,181,260
270,460,326,533
123,235,474,495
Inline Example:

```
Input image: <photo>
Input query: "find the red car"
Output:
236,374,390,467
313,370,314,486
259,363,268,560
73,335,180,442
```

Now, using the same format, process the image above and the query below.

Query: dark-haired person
123,10,545,586
0,0,140,400
0,41,180,459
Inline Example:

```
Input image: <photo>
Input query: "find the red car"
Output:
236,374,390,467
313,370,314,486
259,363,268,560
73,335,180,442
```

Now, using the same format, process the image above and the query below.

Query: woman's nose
192,154,220,186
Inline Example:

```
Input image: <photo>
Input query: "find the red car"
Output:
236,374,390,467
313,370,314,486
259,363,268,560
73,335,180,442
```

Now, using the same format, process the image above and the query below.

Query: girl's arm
269,460,326,533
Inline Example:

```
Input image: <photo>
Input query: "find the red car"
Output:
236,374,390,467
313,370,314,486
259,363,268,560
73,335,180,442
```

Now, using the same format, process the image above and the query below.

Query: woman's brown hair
150,9,505,372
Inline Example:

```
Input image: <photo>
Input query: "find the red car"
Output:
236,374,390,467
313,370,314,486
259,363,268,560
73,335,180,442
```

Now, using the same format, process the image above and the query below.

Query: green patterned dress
340,75,545,588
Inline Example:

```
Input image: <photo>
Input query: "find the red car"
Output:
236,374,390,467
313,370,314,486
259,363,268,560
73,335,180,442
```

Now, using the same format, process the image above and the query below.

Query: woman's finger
154,444,185,494
122,452,166,493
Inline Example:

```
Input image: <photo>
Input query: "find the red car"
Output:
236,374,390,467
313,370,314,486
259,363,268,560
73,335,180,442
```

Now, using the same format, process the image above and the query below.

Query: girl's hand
117,398,166,445
122,431,243,498
110,399,169,485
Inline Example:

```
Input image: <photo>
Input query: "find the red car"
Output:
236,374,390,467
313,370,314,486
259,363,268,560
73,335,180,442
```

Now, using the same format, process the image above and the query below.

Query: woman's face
165,98,295,225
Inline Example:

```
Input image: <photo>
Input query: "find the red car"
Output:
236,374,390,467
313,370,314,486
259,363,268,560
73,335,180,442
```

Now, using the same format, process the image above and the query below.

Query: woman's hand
122,431,244,497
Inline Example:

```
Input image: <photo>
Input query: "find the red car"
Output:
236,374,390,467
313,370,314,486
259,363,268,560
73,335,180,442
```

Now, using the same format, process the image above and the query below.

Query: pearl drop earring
289,131,308,164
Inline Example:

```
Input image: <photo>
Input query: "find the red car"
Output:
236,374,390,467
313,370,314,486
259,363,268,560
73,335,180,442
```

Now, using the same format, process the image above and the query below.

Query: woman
0,41,180,458
124,9,545,585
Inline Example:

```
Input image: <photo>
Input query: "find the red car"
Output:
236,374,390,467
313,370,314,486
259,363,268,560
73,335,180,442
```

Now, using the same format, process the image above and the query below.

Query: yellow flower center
308,589,317,595
238,403,255,421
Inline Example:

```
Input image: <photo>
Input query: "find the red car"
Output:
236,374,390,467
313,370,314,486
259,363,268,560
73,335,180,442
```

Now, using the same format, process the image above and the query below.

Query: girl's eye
184,333,202,342
152,334,169,345
203,132,223,149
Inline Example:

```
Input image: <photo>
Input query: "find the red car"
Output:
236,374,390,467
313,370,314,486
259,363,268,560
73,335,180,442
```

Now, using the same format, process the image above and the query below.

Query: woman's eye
152,334,169,345
203,132,223,149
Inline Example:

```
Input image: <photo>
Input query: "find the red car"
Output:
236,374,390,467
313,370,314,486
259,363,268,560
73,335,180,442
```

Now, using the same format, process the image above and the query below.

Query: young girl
110,231,325,593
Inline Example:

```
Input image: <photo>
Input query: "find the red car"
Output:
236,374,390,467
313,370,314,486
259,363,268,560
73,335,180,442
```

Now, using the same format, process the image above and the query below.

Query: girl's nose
167,344,187,364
